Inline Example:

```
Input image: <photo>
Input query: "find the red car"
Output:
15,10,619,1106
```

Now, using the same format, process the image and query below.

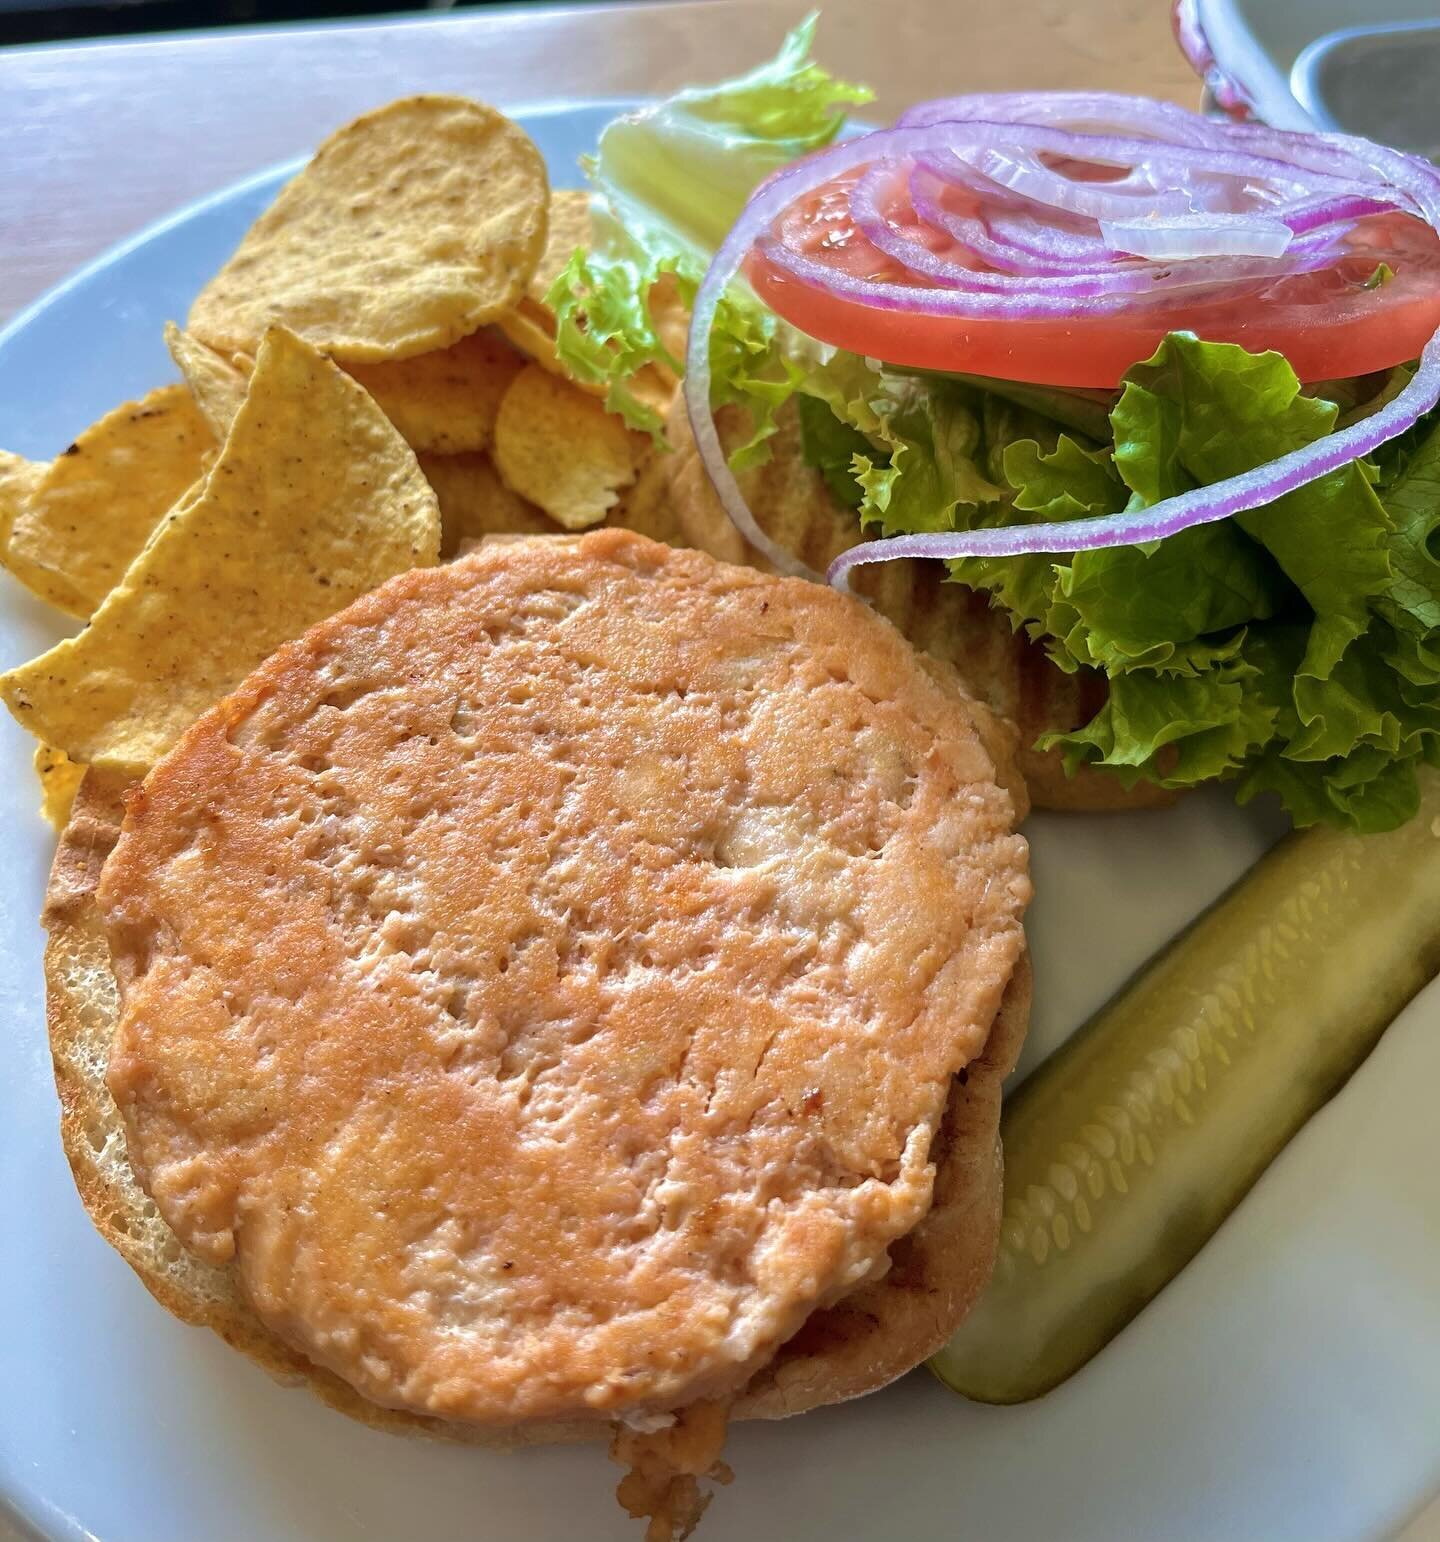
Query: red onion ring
680,100,1440,585
899,90,1222,143
863,165,1342,295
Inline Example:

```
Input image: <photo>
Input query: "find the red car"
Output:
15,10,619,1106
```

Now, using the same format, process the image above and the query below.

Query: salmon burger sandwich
47,530,1030,1537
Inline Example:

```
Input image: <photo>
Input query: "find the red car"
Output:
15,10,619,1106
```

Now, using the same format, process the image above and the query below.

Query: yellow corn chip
492,364,641,531
189,96,549,364
0,450,47,548
492,190,596,390
528,188,593,306
419,451,555,556
497,298,675,417
347,327,525,454
494,298,600,391
3,386,215,618
420,433,700,561
1,327,440,775
503,188,685,403
165,323,249,439
34,743,86,830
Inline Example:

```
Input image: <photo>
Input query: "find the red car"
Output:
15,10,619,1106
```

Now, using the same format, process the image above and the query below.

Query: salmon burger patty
100,529,1030,1429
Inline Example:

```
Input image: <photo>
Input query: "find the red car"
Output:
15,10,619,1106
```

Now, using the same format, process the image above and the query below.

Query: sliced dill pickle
932,770,1440,1404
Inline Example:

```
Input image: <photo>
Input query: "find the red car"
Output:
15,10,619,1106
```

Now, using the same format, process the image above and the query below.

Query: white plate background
0,104,1437,1542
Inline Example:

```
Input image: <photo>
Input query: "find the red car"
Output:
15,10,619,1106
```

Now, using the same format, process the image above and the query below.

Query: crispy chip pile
4,386,214,617
165,324,250,439
188,96,549,364
493,364,642,529
0,94,682,823
347,327,525,455
1,328,440,774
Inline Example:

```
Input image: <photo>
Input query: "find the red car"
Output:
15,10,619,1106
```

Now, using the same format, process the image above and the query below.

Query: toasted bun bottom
44,772,1027,1442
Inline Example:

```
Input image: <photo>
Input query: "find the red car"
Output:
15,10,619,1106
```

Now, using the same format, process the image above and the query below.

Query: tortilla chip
422,439,695,559
188,96,549,364
4,386,215,618
528,188,593,306
494,299,598,390
34,743,86,830
492,364,641,530
419,451,555,556
497,303,676,422
348,327,525,455
165,323,249,439
494,189,678,421
492,189,602,392
1,328,440,775
0,450,47,547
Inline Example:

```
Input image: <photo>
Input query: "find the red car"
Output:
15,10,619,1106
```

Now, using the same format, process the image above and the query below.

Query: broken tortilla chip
418,451,555,556
492,364,641,530
529,188,593,307
188,96,549,364
0,327,440,775
348,327,525,455
497,301,676,418
494,299,599,390
496,188,677,419
165,323,249,439
34,742,86,830
4,385,215,617
0,450,47,547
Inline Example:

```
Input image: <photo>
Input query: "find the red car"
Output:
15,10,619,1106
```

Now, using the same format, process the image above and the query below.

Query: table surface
0,2,1435,1537
0,0,1199,326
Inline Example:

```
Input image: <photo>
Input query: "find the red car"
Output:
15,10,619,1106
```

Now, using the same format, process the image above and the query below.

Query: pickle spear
933,768,1440,1404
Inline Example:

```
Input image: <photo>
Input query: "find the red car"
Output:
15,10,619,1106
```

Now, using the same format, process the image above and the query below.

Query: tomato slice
744,174,1440,388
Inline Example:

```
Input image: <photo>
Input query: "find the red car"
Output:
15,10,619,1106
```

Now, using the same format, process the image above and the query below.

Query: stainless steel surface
1293,20,1440,157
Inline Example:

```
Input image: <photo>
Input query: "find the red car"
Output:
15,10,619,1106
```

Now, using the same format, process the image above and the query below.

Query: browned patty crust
98,530,1029,1429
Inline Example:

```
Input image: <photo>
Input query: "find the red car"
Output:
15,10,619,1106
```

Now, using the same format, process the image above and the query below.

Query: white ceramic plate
1,103,1437,1542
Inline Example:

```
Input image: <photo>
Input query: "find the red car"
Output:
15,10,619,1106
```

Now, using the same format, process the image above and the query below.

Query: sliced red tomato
744,174,1440,388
